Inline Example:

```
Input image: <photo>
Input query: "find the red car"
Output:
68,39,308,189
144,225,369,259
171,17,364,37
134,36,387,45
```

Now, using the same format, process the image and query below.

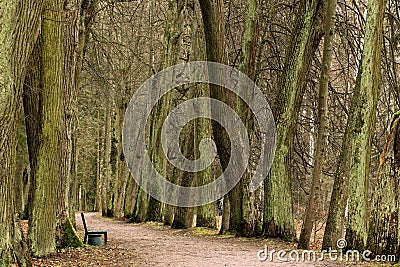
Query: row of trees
77,0,397,253
1,0,399,265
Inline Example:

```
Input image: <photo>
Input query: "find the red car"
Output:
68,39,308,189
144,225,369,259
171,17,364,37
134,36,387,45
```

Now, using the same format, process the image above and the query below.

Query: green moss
255,221,263,237
58,220,83,248
192,227,217,236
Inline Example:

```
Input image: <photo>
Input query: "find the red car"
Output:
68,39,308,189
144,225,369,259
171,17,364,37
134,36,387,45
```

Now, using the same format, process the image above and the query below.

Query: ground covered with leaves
30,213,390,266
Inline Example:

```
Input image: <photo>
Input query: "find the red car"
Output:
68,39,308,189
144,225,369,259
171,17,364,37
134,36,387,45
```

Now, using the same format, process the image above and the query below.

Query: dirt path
75,213,304,267
33,213,381,266
77,213,325,267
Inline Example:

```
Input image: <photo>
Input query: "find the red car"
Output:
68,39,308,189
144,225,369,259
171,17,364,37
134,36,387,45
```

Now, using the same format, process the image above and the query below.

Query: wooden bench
81,213,107,245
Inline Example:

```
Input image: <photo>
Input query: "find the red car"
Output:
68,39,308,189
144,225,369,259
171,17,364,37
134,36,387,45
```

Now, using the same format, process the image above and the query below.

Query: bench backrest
81,213,88,233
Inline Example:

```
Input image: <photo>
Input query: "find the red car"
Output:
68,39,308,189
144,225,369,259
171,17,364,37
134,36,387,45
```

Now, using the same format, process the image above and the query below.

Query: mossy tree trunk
227,0,261,237
344,0,386,250
26,0,66,257
263,0,323,240
131,0,160,222
79,0,100,212
194,0,216,229
124,176,139,218
198,0,232,167
95,112,103,212
199,0,265,236
367,114,400,257
0,0,43,265
299,0,338,249
171,119,197,228
323,0,386,250
24,0,85,255
199,0,235,234
170,0,203,229
57,0,86,245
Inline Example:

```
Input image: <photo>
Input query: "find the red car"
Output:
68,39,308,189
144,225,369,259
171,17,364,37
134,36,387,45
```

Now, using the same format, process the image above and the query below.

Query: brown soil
31,213,387,266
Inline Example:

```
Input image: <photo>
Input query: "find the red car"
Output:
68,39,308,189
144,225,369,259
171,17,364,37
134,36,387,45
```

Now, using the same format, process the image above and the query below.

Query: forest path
33,212,363,266
73,212,332,267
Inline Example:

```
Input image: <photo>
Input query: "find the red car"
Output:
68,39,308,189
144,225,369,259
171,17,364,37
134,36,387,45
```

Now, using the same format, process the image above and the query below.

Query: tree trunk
199,0,235,235
323,0,386,250
95,110,103,212
227,0,261,237
219,195,230,234
194,0,216,229
159,0,187,226
124,175,139,219
0,0,43,264
263,0,323,240
102,94,113,216
299,0,338,249
172,120,196,229
367,114,400,256
345,0,386,250
26,0,66,256
57,0,84,245
25,0,84,252
171,0,201,228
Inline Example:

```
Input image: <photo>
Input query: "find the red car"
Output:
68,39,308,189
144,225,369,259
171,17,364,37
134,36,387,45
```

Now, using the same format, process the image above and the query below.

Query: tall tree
199,0,239,235
161,0,186,226
101,84,114,216
192,0,216,230
171,0,201,229
229,0,261,236
263,0,323,240
25,0,85,256
344,0,386,250
367,112,400,256
323,0,386,250
27,0,66,256
227,0,261,237
0,0,43,264
299,0,338,249
57,0,87,246
198,0,232,168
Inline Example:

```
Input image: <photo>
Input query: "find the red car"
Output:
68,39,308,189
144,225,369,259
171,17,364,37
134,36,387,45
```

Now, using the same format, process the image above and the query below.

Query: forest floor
31,212,390,267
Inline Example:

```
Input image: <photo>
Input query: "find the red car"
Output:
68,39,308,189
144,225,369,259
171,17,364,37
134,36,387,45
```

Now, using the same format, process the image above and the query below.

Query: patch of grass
191,227,218,236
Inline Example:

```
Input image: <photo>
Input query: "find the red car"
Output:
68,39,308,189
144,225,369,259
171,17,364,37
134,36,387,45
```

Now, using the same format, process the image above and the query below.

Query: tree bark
27,0,66,257
171,0,200,229
263,0,323,240
367,114,400,257
323,0,386,250
198,0,231,171
0,0,43,264
299,0,338,249
228,0,261,237
102,94,113,216
193,0,216,229
58,0,84,243
95,110,103,211
344,0,386,250
219,195,230,234
198,0,234,235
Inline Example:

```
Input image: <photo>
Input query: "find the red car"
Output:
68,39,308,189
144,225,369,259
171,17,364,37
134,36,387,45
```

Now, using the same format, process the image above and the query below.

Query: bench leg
84,233,87,244
104,232,107,245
